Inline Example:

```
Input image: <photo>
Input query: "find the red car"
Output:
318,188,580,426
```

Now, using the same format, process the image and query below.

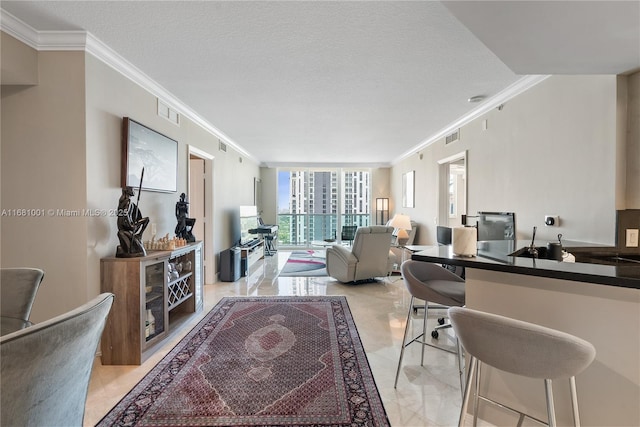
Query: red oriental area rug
97,296,389,426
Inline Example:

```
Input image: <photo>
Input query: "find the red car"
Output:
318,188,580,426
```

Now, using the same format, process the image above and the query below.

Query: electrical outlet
544,215,559,226
151,223,157,236
626,229,639,247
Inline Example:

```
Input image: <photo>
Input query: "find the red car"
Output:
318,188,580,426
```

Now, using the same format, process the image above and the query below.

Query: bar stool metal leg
456,338,465,394
458,355,477,427
544,379,557,427
394,296,415,388
473,361,481,427
421,299,428,366
569,376,581,426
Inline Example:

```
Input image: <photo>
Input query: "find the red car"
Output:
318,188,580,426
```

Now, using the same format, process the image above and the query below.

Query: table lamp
390,213,412,245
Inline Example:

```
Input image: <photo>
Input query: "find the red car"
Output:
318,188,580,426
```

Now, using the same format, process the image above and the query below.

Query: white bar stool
394,260,466,391
448,307,596,427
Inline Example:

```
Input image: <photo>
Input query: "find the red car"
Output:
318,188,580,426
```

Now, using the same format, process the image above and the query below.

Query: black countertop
411,240,640,289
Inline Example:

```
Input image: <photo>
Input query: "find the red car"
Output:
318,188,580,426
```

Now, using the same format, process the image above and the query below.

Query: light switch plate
626,229,639,247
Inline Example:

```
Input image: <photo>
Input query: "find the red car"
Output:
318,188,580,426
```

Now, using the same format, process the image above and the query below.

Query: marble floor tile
84,250,485,427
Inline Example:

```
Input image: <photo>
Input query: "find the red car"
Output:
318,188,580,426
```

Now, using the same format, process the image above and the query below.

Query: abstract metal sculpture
175,192,196,243
116,169,149,257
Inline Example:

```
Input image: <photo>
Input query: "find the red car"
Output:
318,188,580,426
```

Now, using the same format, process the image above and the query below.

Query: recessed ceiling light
468,95,485,103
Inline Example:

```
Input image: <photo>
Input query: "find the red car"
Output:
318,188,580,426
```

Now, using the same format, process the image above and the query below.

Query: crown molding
1,9,40,48
1,11,88,50
0,9,258,164
262,161,392,169
392,74,550,165
2,9,547,170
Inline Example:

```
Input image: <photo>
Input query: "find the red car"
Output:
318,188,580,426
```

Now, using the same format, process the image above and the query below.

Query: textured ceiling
444,1,640,75
2,1,638,167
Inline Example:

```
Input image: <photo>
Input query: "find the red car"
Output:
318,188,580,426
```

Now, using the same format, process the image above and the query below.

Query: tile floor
84,250,480,427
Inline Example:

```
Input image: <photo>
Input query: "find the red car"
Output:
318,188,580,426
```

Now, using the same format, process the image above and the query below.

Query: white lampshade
389,213,411,231
389,214,411,245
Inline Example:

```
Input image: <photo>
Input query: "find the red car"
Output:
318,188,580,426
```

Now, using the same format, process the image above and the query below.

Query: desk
1,317,32,336
250,225,278,256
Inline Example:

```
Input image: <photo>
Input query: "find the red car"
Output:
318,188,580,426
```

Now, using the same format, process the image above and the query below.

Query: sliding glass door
277,168,370,246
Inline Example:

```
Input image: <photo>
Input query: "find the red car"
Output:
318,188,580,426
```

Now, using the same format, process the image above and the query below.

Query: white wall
2,48,89,321
392,75,621,246
2,35,260,321
84,52,261,298
260,167,278,225
627,73,640,208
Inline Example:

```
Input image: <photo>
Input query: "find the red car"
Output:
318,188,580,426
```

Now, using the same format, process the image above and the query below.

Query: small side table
311,240,339,249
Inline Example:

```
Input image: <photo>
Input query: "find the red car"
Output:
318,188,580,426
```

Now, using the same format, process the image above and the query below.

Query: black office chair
422,226,464,331
436,225,452,246
341,225,358,246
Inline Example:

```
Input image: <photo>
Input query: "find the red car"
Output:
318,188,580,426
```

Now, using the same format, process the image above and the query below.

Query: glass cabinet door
143,259,166,342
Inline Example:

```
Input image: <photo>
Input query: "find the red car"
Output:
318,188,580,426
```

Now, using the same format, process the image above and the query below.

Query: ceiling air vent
218,140,227,152
445,129,460,145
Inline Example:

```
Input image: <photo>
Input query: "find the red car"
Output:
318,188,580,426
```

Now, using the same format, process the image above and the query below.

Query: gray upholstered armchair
1,293,114,427
326,225,394,283
0,268,45,323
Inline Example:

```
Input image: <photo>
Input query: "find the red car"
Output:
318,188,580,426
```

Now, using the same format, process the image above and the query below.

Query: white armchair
326,226,394,283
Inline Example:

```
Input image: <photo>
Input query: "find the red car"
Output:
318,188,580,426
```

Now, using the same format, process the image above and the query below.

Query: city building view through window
277,169,371,246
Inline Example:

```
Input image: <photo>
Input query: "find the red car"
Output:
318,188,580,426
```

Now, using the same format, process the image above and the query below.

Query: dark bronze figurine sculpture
116,186,149,258
175,192,196,243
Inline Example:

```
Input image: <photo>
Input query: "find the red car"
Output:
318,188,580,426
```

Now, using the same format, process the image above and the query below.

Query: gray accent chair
1,267,45,323
449,307,596,427
326,225,394,283
1,293,115,427
394,260,466,390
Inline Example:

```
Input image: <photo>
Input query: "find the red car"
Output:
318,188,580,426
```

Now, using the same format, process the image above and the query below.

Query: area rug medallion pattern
97,296,389,426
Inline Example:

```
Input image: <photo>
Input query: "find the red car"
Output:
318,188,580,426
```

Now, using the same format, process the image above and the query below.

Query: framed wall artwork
402,171,415,208
122,117,178,193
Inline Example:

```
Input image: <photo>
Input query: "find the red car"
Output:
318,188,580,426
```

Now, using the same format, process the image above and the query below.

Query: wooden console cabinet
100,242,203,365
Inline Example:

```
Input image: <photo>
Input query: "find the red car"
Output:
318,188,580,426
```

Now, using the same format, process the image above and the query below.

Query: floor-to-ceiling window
341,170,370,228
277,168,370,246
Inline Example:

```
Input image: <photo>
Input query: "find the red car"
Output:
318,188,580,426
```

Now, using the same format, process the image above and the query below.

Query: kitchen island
412,240,639,427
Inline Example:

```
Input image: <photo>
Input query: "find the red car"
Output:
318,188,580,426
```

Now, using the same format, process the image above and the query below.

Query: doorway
188,146,214,284
438,151,467,227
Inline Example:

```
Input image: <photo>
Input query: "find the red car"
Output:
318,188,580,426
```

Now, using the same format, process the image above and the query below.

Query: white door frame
437,151,467,227
188,145,215,285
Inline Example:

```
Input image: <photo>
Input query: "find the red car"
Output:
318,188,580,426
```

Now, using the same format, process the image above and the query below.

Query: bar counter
411,239,640,289
410,240,640,427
